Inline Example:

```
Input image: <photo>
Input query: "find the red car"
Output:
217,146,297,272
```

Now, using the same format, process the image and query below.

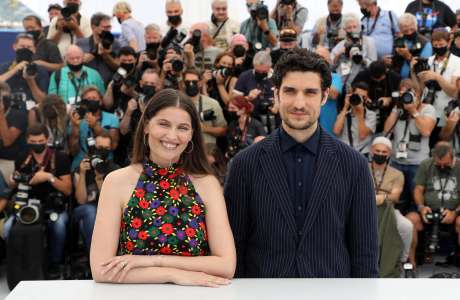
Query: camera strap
365,7,381,36
198,96,203,114
371,161,389,192
399,119,411,144
212,18,228,40
346,112,354,148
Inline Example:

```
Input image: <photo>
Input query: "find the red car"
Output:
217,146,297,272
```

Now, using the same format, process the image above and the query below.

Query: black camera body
394,36,406,49
425,208,443,253
200,109,216,122
345,33,363,64
100,31,114,50
186,29,202,53
444,99,460,116
146,43,160,60
413,57,430,74
212,68,232,79
259,99,274,114
170,59,184,73
280,0,296,5
25,62,38,77
250,1,269,20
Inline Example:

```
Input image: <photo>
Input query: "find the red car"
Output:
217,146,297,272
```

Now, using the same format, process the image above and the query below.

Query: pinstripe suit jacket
224,127,379,278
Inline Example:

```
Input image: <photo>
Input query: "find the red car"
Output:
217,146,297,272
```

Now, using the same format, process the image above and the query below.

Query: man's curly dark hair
272,48,332,91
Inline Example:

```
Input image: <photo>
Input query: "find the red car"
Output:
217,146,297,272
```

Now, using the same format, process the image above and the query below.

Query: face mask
120,63,135,73
28,143,46,154
373,154,388,165
437,165,452,176
360,8,370,18
329,13,342,22
27,30,42,41
142,85,156,98
68,63,83,72
233,45,246,58
184,81,199,97
146,42,160,51
227,111,238,120
15,48,33,63
404,32,417,41
168,15,182,26
433,46,448,56
117,17,122,24
254,71,267,82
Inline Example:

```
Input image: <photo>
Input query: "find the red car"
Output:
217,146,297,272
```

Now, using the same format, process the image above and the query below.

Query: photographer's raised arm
439,111,460,141
24,73,46,104
0,105,21,148
0,61,27,83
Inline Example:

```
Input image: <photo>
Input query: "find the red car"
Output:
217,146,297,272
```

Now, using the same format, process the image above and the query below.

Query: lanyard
366,7,381,36
432,53,450,76
371,162,389,192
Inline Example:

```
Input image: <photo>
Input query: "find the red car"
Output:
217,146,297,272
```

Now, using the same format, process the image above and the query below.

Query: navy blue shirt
279,126,320,230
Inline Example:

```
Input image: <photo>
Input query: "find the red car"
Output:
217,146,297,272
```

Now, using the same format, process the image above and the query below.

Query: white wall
20,0,460,32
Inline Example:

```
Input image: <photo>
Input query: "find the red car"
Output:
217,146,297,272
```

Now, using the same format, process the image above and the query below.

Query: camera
100,31,114,50
280,0,296,5
186,29,202,53
2,93,27,111
61,4,78,21
444,99,460,116
75,98,100,119
212,68,231,79
425,208,443,253
259,99,274,114
170,59,184,73
226,135,246,160
413,57,430,74
366,98,385,111
393,36,406,49
349,93,362,106
249,1,269,20
112,67,128,86
399,91,416,106
345,33,363,64
146,43,160,60
327,27,340,49
200,109,216,122
25,62,38,77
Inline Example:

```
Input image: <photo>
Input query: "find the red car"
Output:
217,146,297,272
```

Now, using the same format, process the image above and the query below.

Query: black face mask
120,63,135,73
433,46,448,56
146,42,160,51
142,85,156,98
27,30,42,42
28,143,46,154
373,154,388,165
168,15,182,26
68,63,83,72
404,32,417,41
254,71,267,82
226,111,238,120
329,13,342,22
184,81,199,97
361,8,371,18
437,165,452,176
15,48,33,63
233,45,246,58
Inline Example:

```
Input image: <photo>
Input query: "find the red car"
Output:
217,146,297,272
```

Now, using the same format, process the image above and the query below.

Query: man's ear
274,88,279,104
321,88,330,106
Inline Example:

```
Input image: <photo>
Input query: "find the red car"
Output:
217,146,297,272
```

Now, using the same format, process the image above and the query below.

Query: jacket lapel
301,129,339,237
260,129,297,235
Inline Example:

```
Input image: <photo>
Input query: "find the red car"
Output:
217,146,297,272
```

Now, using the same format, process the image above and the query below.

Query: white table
6,279,460,300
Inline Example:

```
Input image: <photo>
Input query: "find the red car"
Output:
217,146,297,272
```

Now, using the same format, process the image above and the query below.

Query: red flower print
185,228,196,237
126,241,134,251
178,185,188,195
158,168,168,176
161,223,174,235
160,246,172,255
168,174,177,179
175,168,184,176
135,189,145,198
191,205,201,215
199,222,205,230
170,189,180,200
159,180,170,189
138,231,148,240
139,200,149,209
181,252,192,256
131,218,142,229
156,206,166,216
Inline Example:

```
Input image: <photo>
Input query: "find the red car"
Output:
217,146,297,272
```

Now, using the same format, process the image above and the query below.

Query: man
183,68,227,150
393,13,432,79
405,0,457,39
138,23,162,72
6,124,72,276
0,33,49,104
369,137,414,269
48,45,105,104
240,0,279,49
208,0,240,51
185,23,223,72
359,0,399,59
44,4,62,37
161,0,188,49
22,15,63,72
407,142,460,265
309,0,344,50
112,1,145,52
271,28,299,66
225,48,379,278
77,12,120,86
271,0,308,35
47,0,92,57
68,86,119,171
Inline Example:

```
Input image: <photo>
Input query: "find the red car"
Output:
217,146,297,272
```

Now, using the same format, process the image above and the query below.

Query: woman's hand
171,270,231,288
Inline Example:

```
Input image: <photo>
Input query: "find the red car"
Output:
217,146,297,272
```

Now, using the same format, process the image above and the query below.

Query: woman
90,89,236,286
206,52,238,109
225,96,266,160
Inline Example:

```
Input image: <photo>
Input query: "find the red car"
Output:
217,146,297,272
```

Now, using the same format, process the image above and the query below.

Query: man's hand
247,88,261,101
85,112,99,128
202,69,212,83
29,168,52,185
13,61,29,75
70,110,81,127
379,97,392,107
126,99,138,114
441,209,457,224
98,43,112,56
64,16,79,31
418,70,441,83
256,18,269,32
403,102,418,116
420,206,432,223
343,94,351,112
395,47,412,61
79,158,91,175
22,64,36,81
183,43,194,57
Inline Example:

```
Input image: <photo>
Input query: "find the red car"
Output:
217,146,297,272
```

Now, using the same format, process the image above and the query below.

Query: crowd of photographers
0,0,460,279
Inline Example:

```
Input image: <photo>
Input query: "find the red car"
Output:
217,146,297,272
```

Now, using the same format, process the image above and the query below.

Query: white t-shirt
47,15,92,58
338,109,377,155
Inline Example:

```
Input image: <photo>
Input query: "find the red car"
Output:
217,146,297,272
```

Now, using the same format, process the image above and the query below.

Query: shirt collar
279,125,320,155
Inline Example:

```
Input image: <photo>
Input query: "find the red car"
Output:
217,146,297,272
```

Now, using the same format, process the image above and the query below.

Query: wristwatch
417,204,425,212
48,175,56,184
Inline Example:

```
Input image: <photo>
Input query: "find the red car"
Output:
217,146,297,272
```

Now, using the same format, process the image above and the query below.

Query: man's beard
282,109,316,131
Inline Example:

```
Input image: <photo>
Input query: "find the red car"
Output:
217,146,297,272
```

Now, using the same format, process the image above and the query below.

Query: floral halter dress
118,160,210,256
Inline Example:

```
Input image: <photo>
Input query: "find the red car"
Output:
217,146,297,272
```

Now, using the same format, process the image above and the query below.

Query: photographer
183,68,227,150
47,0,91,58
185,23,223,72
353,60,401,133
406,142,460,267
271,28,299,66
77,13,120,86
333,81,377,156
208,0,240,51
232,50,278,133
225,96,266,160
44,4,62,38
206,52,238,111
309,0,344,50
405,0,457,39
22,15,63,73
102,46,138,113
229,34,253,76
68,86,119,171
73,132,119,251
48,45,105,105
413,30,460,137
451,30,460,57
138,23,162,72
158,45,186,90
0,33,49,105
331,13,377,89
0,82,28,185
270,0,308,35
392,13,432,79
5,124,71,275
359,0,399,60
240,0,279,49
383,79,436,213
112,1,145,52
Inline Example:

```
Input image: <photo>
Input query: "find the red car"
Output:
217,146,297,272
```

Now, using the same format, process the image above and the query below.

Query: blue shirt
400,40,432,79
279,126,320,230
240,18,279,49
320,73,342,135
119,18,146,51
362,9,399,59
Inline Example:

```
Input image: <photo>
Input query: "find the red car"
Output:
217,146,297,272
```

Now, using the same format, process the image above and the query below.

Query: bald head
65,45,84,66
